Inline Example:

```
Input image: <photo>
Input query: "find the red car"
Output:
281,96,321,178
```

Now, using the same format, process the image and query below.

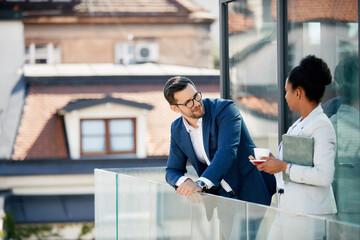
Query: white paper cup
254,148,270,160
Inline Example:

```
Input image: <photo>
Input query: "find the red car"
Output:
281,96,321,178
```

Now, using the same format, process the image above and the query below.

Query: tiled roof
239,96,278,118
228,12,255,34
74,0,182,14
74,0,207,15
19,0,213,20
12,82,220,160
271,0,358,23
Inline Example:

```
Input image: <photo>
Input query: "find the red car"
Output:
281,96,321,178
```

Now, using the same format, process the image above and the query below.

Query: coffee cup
254,148,270,160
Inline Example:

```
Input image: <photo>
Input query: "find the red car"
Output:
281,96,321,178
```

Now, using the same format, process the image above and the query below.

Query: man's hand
176,178,202,196
257,157,287,174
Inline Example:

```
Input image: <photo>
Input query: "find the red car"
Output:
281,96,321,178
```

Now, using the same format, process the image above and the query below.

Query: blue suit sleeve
165,124,188,189
201,102,243,187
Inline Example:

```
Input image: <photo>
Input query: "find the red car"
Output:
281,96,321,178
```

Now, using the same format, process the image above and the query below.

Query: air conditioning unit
134,42,159,63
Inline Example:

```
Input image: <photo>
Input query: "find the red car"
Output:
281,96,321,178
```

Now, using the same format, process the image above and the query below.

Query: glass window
114,43,134,64
227,0,279,154
81,119,136,155
109,119,135,152
287,0,359,224
25,43,61,64
81,120,106,153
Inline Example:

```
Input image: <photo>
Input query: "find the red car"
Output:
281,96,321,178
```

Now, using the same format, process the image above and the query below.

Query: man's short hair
163,76,196,105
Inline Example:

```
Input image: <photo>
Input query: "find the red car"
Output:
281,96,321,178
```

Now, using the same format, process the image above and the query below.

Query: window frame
220,0,359,143
80,118,137,156
25,42,61,64
220,0,302,143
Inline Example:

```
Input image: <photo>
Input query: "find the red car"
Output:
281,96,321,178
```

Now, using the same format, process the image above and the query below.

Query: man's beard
180,102,205,119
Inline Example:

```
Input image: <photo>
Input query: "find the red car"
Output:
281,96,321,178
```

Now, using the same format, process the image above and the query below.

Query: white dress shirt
175,117,233,192
275,105,337,215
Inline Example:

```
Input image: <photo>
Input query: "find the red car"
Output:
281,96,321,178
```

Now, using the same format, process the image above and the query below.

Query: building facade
20,0,214,68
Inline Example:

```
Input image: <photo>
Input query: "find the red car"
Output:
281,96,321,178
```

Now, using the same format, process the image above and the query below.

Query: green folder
282,134,314,182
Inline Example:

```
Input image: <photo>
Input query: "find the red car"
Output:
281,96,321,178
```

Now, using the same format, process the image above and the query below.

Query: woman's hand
257,156,287,174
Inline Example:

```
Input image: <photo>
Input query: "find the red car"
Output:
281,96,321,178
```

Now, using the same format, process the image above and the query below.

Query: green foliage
213,51,220,69
2,211,94,240
15,225,60,240
2,211,61,240
213,45,220,70
78,223,94,240
3,210,16,240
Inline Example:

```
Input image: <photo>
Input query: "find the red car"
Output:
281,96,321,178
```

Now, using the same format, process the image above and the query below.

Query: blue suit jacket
165,98,275,205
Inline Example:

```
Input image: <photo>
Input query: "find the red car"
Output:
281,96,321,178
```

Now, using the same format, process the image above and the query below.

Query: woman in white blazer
257,55,337,240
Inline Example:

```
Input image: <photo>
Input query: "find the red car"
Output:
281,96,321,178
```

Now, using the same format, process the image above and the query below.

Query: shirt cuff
175,176,189,186
198,177,214,189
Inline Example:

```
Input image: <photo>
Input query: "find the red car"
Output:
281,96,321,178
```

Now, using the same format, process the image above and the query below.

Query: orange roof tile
72,0,207,17
74,0,180,14
20,0,213,23
228,12,255,34
239,96,278,117
271,0,358,23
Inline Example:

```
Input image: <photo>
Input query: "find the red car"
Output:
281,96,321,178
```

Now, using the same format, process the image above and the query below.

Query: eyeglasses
172,91,202,109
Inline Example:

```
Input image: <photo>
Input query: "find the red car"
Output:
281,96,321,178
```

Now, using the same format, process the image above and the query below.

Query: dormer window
57,97,153,159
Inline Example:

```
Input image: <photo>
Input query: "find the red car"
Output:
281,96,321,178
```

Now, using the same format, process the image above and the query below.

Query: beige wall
24,23,213,68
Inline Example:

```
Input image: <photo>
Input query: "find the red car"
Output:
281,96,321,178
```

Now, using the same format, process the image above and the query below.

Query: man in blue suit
164,76,275,205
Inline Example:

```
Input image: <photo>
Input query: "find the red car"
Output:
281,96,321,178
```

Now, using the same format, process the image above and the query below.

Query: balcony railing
95,167,360,239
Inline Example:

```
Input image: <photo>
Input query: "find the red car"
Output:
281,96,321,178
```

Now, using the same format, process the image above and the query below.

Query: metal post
219,0,231,99
276,0,288,142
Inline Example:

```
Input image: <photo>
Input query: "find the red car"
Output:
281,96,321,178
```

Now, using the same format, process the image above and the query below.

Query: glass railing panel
262,208,326,240
247,202,276,239
110,166,197,183
148,181,192,239
327,219,360,240
94,169,117,240
191,193,247,240
110,167,167,183
117,174,151,239
95,169,360,240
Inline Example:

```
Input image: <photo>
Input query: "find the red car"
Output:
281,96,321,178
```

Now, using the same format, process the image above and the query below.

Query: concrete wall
0,20,25,159
0,20,24,117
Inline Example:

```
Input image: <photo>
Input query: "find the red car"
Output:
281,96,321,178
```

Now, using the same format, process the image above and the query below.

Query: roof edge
58,97,154,114
25,75,220,85
0,157,168,176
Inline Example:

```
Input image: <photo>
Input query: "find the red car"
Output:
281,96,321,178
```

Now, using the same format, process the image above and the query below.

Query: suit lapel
202,101,211,161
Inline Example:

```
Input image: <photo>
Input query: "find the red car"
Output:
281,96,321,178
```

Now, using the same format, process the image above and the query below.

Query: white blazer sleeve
289,120,336,186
